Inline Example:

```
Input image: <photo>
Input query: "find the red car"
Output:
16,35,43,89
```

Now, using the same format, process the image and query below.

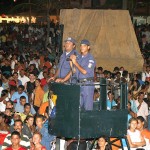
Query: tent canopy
60,9,144,72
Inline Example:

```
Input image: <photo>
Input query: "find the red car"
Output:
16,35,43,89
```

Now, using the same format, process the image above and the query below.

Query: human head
29,72,36,81
116,72,121,79
133,80,140,89
127,101,131,110
13,72,19,80
113,67,119,73
43,71,48,79
19,69,25,77
146,66,150,72
64,37,76,52
128,117,138,130
11,131,21,146
24,115,34,126
17,85,25,94
32,131,42,145
136,74,142,80
107,91,114,100
0,112,6,124
20,96,26,106
13,113,21,121
138,92,144,101
97,136,109,149
122,70,128,78
137,116,145,130
35,78,41,87
5,108,11,116
1,89,9,98
24,103,31,114
36,115,44,128
14,119,23,133
128,91,132,100
80,39,90,55
97,67,103,73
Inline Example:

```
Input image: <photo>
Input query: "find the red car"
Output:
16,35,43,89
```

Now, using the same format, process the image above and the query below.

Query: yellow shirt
19,113,32,122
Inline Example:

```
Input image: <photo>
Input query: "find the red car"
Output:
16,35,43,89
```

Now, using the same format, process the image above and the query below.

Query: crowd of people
0,20,149,150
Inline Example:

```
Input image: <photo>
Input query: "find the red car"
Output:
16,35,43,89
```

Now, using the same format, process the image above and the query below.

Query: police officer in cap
49,37,78,82
62,39,96,110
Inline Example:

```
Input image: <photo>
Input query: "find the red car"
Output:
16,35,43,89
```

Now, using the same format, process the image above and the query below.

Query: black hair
36,78,41,83
137,116,145,123
11,131,21,139
96,136,111,150
18,85,25,91
24,115,34,123
122,70,128,77
136,74,142,80
14,119,23,126
1,89,9,97
113,67,119,72
24,103,31,108
20,96,26,101
36,114,44,121
97,67,103,71
107,91,114,96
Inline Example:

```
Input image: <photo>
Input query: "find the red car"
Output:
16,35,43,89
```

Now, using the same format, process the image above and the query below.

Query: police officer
63,39,96,110
49,37,78,81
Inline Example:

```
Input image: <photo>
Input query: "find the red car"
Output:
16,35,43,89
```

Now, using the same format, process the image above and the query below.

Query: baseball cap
64,37,76,44
80,39,90,46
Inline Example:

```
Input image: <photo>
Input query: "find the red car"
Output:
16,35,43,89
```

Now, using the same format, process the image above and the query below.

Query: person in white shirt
135,92,149,121
18,69,30,86
142,66,150,82
127,117,146,150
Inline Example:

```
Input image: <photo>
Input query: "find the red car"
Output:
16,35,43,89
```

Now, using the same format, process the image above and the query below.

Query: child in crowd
19,103,33,122
30,131,46,150
5,131,26,150
15,96,26,113
35,114,55,150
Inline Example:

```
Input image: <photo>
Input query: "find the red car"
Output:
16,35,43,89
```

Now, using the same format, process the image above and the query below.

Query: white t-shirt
135,100,149,120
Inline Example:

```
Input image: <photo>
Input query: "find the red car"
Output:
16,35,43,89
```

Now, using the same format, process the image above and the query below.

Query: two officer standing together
50,37,96,110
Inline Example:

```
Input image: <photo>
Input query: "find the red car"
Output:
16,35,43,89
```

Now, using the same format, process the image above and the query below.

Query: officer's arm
70,55,87,75
74,61,87,75
62,71,72,82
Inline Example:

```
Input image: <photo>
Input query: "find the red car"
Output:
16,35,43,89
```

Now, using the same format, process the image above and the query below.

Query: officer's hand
48,77,55,82
70,55,77,64
55,78,64,83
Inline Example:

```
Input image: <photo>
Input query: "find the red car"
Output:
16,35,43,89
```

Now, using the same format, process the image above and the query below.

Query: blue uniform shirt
75,52,96,110
76,53,96,79
57,49,78,78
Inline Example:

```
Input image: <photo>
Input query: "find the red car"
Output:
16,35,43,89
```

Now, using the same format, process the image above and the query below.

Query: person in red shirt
5,131,26,150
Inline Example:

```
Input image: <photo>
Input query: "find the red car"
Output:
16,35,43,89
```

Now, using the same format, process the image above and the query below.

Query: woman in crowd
95,136,111,150
24,115,35,138
130,80,141,100
127,118,146,149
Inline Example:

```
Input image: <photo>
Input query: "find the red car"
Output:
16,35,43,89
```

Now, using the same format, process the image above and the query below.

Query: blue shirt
58,49,78,78
76,53,96,79
15,104,36,115
11,92,28,104
36,126,55,150
107,99,117,110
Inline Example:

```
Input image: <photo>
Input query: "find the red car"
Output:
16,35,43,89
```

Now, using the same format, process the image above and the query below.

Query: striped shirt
2,133,30,150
